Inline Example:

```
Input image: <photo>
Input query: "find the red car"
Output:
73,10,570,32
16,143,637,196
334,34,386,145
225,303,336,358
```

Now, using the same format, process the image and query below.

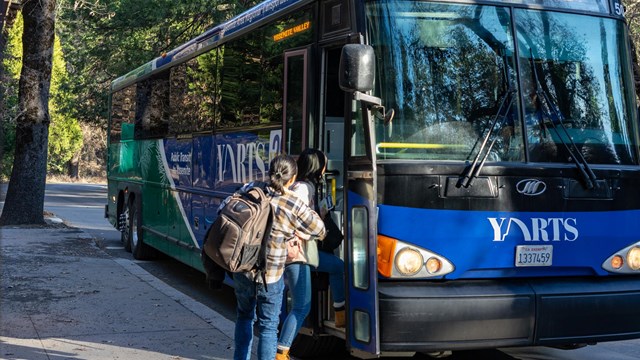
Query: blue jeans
233,273,285,360
278,263,311,348
278,252,346,349
314,251,345,304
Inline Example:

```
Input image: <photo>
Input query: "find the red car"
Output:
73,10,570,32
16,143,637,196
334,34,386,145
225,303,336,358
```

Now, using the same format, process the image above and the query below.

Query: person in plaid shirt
233,154,326,360
276,149,346,360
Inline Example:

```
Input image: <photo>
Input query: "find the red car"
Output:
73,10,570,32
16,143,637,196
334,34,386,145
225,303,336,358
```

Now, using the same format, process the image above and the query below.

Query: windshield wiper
529,51,597,189
459,88,516,188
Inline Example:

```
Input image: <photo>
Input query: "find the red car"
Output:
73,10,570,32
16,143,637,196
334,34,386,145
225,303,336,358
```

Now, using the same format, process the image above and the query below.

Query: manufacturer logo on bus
516,179,546,196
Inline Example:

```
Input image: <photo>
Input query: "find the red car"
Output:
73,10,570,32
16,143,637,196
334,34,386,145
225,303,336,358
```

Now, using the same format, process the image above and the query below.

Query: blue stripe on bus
222,0,304,37
377,202,640,278
163,132,278,248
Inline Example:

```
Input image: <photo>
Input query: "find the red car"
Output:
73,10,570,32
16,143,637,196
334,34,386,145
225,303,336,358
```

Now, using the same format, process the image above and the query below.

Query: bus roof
110,0,310,92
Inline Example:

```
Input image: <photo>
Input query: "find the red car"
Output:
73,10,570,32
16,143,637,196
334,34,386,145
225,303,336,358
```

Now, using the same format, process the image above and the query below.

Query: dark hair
268,154,298,193
296,148,326,185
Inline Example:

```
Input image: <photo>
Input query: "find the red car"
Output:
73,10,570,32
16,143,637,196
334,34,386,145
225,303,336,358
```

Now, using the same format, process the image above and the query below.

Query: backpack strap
251,180,273,292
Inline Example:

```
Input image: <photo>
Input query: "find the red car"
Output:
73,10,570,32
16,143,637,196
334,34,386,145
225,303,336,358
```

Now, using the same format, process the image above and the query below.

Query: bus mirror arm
353,91,381,106
353,92,394,138
374,106,395,126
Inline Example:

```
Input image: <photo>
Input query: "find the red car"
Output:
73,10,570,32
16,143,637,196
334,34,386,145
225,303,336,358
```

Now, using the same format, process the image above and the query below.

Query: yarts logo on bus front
488,217,579,242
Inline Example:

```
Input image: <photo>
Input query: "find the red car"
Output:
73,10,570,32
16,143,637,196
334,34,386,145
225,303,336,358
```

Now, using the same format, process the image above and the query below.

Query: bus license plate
515,245,553,267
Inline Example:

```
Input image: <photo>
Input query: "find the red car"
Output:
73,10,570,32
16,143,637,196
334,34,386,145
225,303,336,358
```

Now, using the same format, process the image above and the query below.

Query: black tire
118,194,127,245
120,215,131,246
122,202,133,253
129,198,155,260
120,223,128,245
290,333,344,358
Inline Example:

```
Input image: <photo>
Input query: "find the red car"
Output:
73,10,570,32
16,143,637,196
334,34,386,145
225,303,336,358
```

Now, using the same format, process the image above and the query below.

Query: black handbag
320,215,343,252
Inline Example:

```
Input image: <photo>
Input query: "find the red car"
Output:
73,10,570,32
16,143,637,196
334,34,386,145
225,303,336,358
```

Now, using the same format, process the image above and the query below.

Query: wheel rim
123,208,130,238
131,207,139,249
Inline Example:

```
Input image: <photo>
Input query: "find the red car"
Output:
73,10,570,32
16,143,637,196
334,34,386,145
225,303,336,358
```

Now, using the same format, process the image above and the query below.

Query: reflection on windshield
516,9,637,165
366,1,637,165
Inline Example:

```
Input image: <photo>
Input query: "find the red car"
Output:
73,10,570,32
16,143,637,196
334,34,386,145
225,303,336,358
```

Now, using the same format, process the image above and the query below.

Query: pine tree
0,0,57,225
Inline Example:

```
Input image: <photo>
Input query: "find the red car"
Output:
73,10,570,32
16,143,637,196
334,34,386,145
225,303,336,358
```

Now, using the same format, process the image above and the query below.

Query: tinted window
170,52,219,134
135,73,169,139
218,32,264,130
110,85,136,142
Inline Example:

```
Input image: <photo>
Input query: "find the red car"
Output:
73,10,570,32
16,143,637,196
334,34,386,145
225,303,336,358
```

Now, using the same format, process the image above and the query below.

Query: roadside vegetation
1,0,241,184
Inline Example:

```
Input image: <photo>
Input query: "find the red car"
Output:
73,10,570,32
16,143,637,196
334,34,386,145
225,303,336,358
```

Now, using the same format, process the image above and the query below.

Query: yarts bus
106,0,640,357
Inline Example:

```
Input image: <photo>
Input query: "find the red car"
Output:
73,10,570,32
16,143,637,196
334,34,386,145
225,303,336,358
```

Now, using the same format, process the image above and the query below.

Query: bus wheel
290,334,344,358
129,198,155,260
122,203,132,253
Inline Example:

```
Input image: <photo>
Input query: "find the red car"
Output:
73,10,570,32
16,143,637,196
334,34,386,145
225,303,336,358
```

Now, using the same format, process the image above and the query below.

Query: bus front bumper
378,277,640,352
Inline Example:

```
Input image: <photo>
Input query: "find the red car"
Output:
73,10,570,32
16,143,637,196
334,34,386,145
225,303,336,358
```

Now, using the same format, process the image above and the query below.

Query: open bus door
341,43,382,358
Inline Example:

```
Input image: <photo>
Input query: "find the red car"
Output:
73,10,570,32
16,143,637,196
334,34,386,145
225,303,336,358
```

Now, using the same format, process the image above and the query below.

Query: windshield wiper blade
537,93,597,189
529,52,597,189
459,88,516,188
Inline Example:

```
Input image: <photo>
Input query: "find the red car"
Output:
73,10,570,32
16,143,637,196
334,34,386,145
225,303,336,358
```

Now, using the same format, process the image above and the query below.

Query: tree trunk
67,152,80,179
0,0,57,225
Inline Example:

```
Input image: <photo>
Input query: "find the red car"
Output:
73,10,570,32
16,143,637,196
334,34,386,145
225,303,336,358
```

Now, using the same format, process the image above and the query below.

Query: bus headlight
603,241,640,273
611,255,624,270
627,247,640,270
395,248,423,276
377,234,455,278
426,257,442,274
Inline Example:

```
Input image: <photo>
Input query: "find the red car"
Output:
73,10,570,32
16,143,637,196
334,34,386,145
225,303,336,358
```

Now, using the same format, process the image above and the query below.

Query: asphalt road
31,182,640,360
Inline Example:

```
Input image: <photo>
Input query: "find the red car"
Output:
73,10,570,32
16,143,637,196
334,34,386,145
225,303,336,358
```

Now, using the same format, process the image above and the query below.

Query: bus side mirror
339,44,375,93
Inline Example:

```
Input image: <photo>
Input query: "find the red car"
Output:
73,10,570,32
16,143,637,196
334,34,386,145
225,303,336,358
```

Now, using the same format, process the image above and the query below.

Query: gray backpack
203,182,273,274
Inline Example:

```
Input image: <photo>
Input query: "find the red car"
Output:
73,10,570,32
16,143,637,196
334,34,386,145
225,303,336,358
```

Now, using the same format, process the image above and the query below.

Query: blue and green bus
106,0,640,357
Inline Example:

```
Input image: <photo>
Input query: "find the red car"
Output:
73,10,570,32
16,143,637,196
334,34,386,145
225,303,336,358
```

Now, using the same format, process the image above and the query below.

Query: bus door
283,49,309,155
343,48,381,356
323,47,346,220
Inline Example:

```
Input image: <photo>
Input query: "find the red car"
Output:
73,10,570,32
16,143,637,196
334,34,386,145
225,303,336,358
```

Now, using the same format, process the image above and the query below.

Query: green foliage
2,0,266,181
48,36,83,175
1,13,84,178
3,13,22,82
0,125,15,181
48,114,83,174
1,13,23,181
56,0,234,125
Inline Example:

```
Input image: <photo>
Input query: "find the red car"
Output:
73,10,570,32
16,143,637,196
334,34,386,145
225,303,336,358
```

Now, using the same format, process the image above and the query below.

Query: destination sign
273,21,311,42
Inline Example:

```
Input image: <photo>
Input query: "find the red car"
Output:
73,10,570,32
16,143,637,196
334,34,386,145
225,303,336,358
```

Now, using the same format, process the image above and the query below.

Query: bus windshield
366,1,638,165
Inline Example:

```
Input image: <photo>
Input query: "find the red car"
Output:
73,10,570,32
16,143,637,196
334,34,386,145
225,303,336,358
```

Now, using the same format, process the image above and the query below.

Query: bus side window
110,85,136,142
218,33,263,130
135,73,169,139
169,61,195,135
